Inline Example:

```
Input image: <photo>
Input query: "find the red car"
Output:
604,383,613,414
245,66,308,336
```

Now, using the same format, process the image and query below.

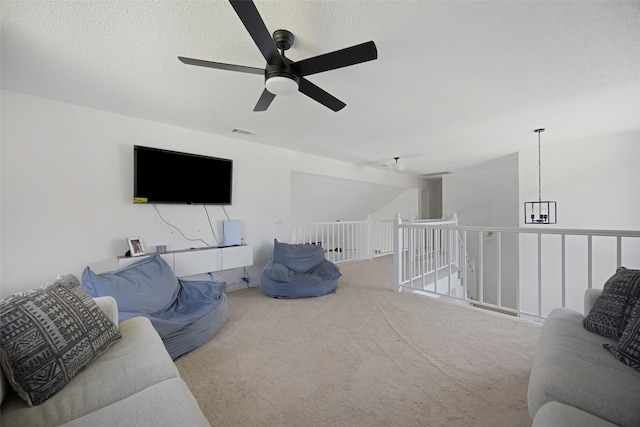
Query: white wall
442,153,520,307
0,90,425,296
518,131,640,315
370,188,420,221
290,172,418,223
439,134,640,315
421,179,442,219
519,131,640,230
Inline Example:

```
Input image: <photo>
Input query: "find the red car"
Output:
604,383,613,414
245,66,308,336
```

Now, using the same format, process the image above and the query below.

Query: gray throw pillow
604,298,640,373
583,267,640,339
0,274,121,406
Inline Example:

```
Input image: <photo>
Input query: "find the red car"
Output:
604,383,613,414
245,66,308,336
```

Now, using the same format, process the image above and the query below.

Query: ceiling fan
178,0,378,112
389,157,405,172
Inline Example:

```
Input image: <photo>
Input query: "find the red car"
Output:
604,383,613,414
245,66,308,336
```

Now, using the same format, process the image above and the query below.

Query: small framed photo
127,238,145,256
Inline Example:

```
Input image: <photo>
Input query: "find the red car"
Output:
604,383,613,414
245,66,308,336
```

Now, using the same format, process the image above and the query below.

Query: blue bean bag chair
81,254,228,360
261,240,341,298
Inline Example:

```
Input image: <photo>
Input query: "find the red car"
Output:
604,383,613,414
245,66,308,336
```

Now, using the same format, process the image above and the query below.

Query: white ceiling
2,1,639,176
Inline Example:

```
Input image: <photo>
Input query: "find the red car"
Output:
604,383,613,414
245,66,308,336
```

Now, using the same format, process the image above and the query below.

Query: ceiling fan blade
229,0,284,66
178,56,265,75
295,41,377,77
253,89,276,112
298,78,346,112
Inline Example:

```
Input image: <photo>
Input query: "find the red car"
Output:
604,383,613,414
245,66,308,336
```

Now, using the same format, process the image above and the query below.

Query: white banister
292,214,414,265
393,223,640,319
537,233,542,318
393,214,403,292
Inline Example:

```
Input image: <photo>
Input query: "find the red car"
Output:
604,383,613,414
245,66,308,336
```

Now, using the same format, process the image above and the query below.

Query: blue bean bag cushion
261,240,341,298
82,254,228,359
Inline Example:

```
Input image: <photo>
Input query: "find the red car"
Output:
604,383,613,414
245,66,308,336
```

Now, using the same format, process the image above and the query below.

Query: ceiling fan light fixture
389,157,405,172
180,1,377,111
265,76,298,96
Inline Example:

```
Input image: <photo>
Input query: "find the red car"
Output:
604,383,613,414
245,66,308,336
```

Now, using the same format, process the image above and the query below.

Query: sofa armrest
584,289,603,315
94,296,119,324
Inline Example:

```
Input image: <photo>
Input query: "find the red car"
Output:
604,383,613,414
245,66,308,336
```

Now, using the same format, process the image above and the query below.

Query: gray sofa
528,289,640,427
1,296,210,427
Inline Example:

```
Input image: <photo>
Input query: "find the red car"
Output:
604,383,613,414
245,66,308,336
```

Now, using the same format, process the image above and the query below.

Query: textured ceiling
2,1,639,176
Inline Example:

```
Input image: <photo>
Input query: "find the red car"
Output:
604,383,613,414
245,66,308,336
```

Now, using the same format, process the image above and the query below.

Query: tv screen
133,145,233,205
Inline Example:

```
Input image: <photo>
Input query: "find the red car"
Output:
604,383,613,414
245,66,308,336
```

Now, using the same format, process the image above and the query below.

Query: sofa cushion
0,274,121,406
583,267,640,339
273,240,325,274
0,316,180,427
604,298,640,373
532,402,619,427
528,307,640,427
58,378,210,427
81,254,180,315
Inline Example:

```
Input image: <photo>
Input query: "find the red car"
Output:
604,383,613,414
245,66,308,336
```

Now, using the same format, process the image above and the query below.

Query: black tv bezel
133,145,233,205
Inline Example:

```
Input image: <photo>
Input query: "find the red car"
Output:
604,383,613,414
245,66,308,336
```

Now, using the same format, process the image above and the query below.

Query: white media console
117,245,253,277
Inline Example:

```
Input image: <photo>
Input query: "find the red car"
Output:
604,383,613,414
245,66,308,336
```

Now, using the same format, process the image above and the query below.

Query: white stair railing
396,215,465,298
291,215,466,267
291,216,400,264
393,219,640,319
292,215,459,264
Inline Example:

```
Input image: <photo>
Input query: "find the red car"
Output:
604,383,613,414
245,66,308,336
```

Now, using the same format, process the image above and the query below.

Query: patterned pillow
0,274,121,406
604,298,640,373
583,267,640,339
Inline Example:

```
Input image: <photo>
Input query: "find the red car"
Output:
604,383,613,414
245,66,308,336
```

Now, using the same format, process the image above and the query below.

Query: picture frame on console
127,238,145,256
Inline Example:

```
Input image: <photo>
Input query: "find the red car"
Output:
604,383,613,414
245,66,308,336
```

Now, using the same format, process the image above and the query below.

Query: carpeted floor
175,255,541,426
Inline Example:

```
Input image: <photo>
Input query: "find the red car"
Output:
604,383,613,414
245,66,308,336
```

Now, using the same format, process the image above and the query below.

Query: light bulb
265,76,298,96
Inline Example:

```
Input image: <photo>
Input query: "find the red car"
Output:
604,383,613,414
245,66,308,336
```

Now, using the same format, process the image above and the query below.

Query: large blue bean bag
261,240,341,298
81,254,228,360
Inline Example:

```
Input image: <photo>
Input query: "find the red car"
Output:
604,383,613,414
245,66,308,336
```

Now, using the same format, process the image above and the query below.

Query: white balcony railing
393,216,476,302
393,217,640,320
292,216,393,264
291,215,458,264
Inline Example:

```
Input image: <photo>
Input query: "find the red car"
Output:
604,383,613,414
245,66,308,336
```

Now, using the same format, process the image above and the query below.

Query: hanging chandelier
524,128,557,224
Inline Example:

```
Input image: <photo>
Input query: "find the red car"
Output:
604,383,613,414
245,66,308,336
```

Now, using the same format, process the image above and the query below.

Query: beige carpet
176,255,541,426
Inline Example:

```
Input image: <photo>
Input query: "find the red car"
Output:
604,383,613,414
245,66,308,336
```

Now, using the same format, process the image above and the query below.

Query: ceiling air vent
230,128,256,136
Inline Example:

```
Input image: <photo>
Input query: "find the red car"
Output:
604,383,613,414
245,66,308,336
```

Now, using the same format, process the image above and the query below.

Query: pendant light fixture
524,128,557,224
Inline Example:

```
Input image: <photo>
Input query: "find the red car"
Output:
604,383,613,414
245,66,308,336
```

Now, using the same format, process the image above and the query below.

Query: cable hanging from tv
153,204,219,247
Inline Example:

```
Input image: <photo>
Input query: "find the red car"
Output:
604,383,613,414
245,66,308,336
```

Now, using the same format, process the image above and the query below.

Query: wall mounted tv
134,145,233,205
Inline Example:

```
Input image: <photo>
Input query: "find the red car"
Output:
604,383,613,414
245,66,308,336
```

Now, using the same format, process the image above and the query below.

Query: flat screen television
133,145,233,205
